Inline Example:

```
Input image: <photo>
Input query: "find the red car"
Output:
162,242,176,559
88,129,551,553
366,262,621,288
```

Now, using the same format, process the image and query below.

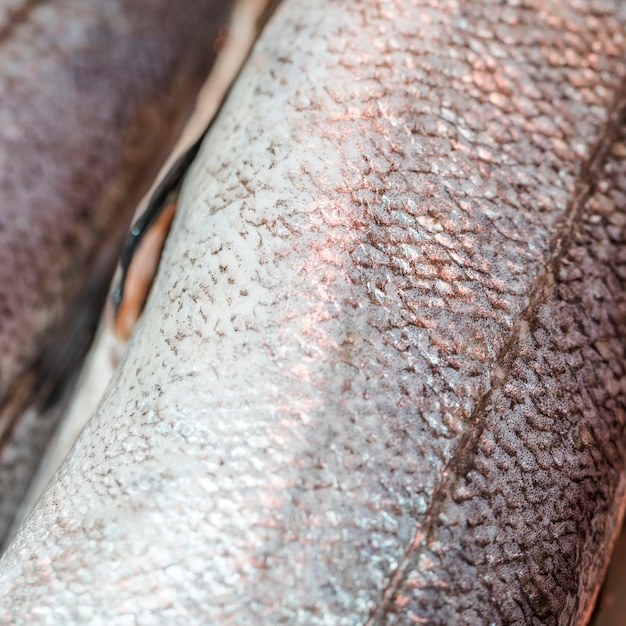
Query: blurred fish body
0,0,234,541
2,0,626,624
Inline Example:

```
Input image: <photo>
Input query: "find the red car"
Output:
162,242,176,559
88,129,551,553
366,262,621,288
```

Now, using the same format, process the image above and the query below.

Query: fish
112,0,281,339
0,0,235,543
2,0,626,624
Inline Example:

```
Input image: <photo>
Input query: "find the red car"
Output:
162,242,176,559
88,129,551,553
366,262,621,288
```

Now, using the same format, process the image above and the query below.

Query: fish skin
2,0,626,624
0,0,233,403
0,0,234,540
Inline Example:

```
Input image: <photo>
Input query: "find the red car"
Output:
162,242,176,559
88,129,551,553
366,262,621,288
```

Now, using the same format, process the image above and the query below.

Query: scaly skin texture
0,0,233,402
0,0,234,541
1,0,626,623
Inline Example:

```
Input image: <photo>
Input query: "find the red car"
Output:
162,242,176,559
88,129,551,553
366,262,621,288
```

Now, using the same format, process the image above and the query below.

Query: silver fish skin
0,0,234,540
2,0,626,624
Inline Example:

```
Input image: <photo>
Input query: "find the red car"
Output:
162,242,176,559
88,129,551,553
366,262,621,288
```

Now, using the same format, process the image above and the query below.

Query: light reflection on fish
2,0,626,624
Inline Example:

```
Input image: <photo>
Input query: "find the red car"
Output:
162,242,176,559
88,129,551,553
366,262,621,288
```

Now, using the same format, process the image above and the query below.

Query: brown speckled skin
0,0,233,540
2,0,626,624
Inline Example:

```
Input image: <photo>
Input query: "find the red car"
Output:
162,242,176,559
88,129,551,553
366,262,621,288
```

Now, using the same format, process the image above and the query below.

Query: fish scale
0,0,234,543
2,0,626,623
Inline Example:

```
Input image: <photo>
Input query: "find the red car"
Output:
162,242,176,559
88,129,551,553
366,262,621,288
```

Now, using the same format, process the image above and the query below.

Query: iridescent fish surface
2,0,626,624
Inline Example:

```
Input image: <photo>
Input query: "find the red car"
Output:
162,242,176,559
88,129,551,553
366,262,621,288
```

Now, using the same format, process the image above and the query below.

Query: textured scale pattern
379,128,626,623
0,0,233,543
1,0,626,624
0,0,232,403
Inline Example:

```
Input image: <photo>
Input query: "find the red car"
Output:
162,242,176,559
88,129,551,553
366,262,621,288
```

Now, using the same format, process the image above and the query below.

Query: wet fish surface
0,0,234,542
2,0,626,624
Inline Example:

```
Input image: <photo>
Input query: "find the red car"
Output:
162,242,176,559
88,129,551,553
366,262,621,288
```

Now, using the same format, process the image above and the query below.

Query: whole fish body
0,0,234,542
2,0,626,624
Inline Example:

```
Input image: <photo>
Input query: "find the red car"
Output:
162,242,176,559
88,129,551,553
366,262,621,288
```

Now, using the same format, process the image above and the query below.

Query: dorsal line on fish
364,79,626,625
